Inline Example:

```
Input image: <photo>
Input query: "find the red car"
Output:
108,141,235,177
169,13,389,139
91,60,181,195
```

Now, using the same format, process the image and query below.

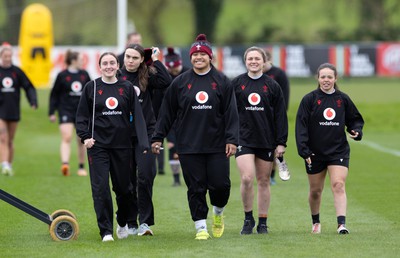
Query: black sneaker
240,219,255,235
256,224,268,234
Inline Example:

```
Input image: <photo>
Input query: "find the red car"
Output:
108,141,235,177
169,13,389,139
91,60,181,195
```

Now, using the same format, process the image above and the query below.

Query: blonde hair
0,43,12,57
243,46,267,63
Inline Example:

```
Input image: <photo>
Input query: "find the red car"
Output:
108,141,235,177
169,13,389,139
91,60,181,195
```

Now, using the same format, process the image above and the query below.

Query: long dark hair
98,52,119,66
65,49,79,66
124,44,154,92
316,63,339,90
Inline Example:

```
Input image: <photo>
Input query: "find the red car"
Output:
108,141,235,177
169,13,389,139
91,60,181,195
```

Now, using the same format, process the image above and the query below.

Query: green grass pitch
0,77,399,257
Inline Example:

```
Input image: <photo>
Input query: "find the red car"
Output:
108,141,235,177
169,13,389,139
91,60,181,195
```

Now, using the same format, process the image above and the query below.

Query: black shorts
58,113,76,124
235,146,274,162
305,158,349,174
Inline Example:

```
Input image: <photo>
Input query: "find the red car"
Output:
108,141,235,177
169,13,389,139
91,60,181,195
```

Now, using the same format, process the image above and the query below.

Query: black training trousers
128,136,157,227
179,152,231,221
87,146,133,238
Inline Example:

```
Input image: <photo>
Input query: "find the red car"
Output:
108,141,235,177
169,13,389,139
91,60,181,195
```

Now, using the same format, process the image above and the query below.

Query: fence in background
10,42,400,87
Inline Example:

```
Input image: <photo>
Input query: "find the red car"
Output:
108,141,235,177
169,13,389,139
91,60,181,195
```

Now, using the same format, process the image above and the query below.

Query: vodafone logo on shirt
244,92,264,111
133,85,141,97
105,97,118,110
192,91,212,110
248,93,261,105
102,97,122,115
195,91,209,104
1,77,15,92
319,107,339,126
2,77,13,88
323,107,336,120
71,81,82,92
133,85,143,103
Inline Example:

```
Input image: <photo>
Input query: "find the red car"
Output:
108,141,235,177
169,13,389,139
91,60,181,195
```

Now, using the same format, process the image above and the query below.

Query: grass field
0,77,399,258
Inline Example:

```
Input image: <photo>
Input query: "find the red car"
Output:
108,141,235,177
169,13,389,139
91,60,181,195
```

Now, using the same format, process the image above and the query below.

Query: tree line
1,0,399,46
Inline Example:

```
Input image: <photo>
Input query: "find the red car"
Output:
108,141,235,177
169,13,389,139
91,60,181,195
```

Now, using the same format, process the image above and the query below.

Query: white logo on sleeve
323,108,336,120
248,93,261,105
195,91,209,104
105,97,118,110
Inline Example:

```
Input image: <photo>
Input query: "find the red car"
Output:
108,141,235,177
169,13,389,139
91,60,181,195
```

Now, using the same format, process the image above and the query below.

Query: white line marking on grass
355,139,400,157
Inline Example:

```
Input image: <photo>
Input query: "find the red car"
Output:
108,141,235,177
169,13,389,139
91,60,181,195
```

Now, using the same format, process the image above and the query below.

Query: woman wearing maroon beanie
152,34,239,240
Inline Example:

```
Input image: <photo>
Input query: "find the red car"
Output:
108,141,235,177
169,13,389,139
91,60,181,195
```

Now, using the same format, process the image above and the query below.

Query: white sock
194,219,207,232
213,206,224,216
2,161,10,169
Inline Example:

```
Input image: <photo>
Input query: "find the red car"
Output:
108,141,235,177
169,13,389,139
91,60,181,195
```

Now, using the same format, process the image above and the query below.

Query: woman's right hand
49,114,56,123
151,142,162,154
84,138,95,149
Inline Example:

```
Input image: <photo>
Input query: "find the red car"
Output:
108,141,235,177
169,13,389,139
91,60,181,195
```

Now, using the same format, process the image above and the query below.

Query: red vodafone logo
248,93,261,105
2,77,13,88
133,85,141,96
71,81,82,92
323,108,336,120
195,91,208,104
105,97,119,110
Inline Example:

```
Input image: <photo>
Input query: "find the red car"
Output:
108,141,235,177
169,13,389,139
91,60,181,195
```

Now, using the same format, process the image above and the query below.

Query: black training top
152,66,239,154
0,65,37,121
119,60,171,135
265,65,290,110
295,88,364,160
232,73,288,149
48,69,91,118
75,78,148,151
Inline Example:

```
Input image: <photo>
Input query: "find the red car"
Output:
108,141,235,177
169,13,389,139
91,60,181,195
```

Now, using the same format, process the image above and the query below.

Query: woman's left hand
275,145,286,158
225,143,237,157
151,141,163,154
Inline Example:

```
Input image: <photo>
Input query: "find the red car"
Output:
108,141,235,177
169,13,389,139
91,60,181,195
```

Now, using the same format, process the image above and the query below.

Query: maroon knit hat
189,34,213,59
164,47,182,68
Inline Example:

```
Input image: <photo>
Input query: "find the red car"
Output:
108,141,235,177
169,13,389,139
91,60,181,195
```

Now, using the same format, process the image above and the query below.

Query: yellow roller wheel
50,209,77,220
49,215,79,241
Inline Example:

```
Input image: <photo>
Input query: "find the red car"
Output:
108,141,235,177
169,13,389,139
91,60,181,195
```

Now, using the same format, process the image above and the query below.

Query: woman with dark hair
76,52,148,242
295,63,364,235
119,43,171,236
49,49,91,176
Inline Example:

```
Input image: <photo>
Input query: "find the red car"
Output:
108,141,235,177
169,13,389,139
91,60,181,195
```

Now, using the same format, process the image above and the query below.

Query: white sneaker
128,227,138,235
2,166,13,176
116,224,129,239
311,223,321,234
102,234,114,242
337,224,349,234
276,158,290,181
138,223,153,236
